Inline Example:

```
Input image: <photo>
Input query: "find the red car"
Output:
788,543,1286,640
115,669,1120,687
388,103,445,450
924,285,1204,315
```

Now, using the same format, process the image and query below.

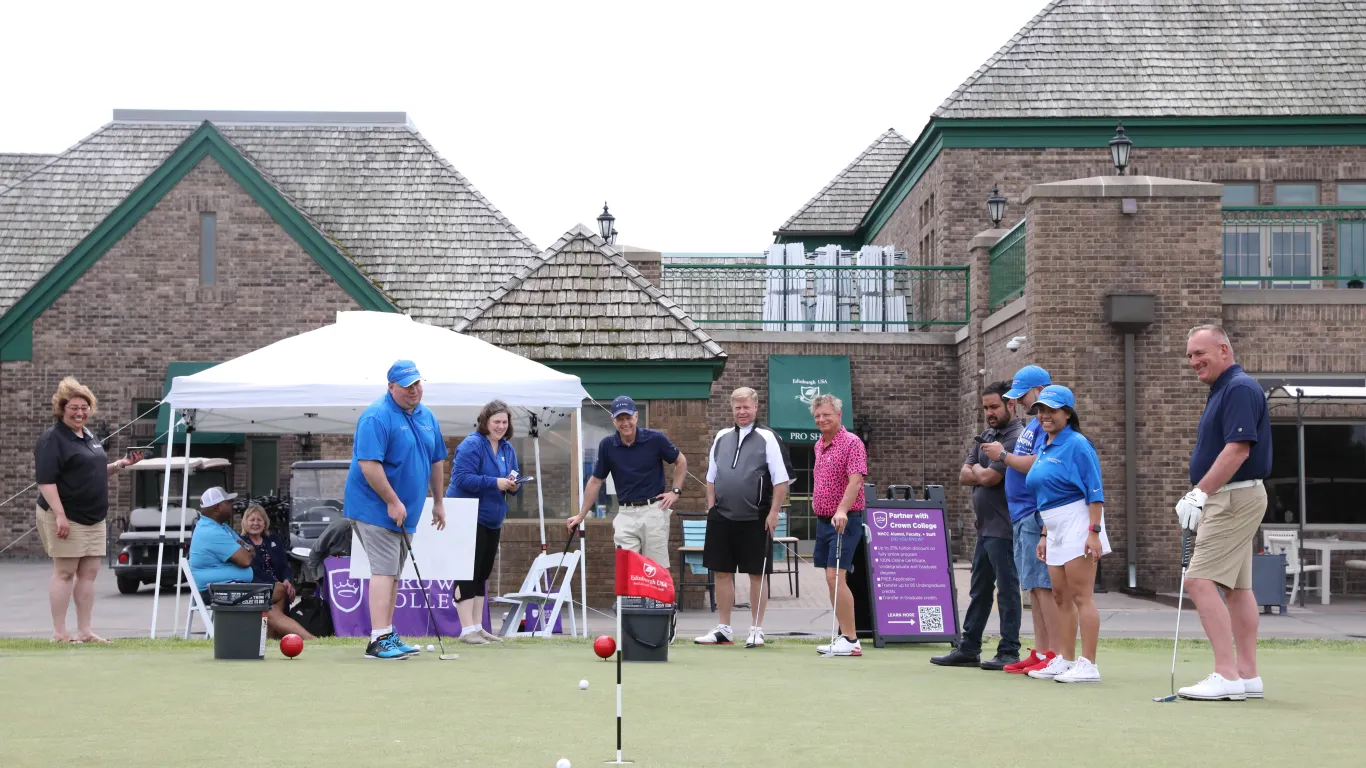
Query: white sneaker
479,628,504,643
1027,655,1074,679
815,636,862,656
694,625,734,645
1179,673,1246,701
745,627,765,648
1241,676,1263,699
1054,656,1101,684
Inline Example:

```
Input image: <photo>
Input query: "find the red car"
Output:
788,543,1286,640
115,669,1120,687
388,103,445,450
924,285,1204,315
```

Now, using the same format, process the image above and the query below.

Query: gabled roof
0,110,539,328
936,0,1366,119
457,224,725,361
776,129,910,236
0,153,56,189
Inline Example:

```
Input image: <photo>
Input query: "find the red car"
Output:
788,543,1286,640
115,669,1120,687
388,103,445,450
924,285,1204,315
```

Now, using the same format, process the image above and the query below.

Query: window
1221,184,1257,205
1337,183,1366,204
1222,223,1320,288
200,212,216,286
132,399,159,423
1274,183,1318,205
1265,423,1366,526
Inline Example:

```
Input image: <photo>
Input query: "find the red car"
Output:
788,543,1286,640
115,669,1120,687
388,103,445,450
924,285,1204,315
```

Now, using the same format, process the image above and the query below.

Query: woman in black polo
34,377,143,643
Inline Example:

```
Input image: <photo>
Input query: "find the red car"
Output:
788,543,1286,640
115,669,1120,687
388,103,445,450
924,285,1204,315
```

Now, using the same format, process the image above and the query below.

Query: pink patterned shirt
812,427,867,517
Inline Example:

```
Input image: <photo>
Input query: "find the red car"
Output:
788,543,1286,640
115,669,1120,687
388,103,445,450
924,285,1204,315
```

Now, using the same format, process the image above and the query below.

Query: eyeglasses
65,404,91,413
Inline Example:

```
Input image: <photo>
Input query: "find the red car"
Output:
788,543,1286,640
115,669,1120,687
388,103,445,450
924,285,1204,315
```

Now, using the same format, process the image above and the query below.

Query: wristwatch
671,487,682,495
1089,523,1102,533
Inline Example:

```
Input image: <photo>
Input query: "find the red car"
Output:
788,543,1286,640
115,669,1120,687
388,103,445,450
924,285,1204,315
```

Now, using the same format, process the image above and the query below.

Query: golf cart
109,457,232,595
286,460,349,578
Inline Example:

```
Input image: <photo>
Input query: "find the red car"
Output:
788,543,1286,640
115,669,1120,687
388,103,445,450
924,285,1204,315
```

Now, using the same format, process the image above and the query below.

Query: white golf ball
557,760,571,768
427,645,435,652
579,679,589,690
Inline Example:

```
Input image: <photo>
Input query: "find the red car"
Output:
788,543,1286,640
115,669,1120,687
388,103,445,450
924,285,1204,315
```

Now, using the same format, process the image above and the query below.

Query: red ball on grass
593,635,616,659
280,633,304,658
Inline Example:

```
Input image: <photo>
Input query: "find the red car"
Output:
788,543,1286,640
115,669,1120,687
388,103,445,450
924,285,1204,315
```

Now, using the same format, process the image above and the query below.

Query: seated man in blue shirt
189,487,314,639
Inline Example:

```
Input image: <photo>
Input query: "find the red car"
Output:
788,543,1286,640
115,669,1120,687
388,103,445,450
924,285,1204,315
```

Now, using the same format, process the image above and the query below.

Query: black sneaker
981,653,1020,671
364,633,409,660
930,648,981,667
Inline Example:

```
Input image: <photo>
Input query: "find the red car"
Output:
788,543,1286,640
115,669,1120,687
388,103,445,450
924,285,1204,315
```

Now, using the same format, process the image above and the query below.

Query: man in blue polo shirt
344,359,449,661
983,364,1062,674
1176,325,1272,701
567,395,688,569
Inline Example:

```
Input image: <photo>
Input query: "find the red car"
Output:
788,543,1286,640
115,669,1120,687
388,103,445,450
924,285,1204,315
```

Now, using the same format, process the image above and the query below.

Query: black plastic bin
620,597,673,663
209,583,273,660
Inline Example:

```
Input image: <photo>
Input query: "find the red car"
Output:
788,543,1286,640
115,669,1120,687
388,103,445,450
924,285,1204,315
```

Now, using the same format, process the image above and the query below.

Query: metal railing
1223,206,1366,288
988,220,1026,311
661,263,970,331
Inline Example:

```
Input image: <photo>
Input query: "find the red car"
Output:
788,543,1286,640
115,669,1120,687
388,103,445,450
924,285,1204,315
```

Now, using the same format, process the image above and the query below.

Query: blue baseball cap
387,359,423,388
1005,365,1052,400
611,395,637,417
1033,384,1076,411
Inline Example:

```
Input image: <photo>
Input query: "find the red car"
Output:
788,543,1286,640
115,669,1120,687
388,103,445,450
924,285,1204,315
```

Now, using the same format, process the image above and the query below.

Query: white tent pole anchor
575,406,587,637
149,408,178,639
171,420,195,639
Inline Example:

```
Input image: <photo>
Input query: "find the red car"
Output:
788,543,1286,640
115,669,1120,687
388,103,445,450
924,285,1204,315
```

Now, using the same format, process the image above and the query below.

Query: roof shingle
936,0,1366,119
776,129,910,235
0,153,56,190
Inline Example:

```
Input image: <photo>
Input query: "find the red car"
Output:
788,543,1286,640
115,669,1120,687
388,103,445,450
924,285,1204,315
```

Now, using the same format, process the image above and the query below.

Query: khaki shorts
36,506,107,559
613,501,671,569
1186,482,1267,590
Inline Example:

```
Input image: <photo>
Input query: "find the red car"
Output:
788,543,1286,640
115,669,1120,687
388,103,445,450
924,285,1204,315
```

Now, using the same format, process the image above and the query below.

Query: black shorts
454,523,501,601
702,509,771,575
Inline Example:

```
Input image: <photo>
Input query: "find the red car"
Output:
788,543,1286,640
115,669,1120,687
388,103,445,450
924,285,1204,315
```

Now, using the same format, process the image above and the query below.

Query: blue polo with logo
1005,417,1046,522
344,392,448,534
591,427,680,504
1189,364,1272,486
1025,425,1105,512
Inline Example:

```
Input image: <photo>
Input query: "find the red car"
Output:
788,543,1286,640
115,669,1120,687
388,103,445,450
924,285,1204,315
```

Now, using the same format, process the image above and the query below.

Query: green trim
155,362,244,445
772,235,864,249
0,321,32,361
544,359,726,400
863,115,1366,242
0,121,396,352
1224,205,1366,212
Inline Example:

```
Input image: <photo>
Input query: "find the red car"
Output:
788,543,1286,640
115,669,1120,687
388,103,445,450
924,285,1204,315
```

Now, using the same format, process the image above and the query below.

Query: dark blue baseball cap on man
611,395,637,417
387,359,423,388
1005,365,1051,400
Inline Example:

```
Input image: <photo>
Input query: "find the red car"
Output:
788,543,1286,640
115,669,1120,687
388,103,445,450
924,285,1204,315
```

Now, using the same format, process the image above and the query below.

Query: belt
619,496,663,508
1217,479,1262,494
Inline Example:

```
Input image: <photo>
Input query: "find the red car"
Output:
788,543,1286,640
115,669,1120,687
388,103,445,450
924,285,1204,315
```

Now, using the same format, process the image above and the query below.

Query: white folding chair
492,550,580,638
1263,530,1324,604
179,559,214,640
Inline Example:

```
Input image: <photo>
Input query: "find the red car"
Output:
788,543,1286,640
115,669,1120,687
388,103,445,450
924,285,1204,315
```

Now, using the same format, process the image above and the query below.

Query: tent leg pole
534,434,548,593
172,427,195,640
576,406,588,637
150,409,177,639
1297,395,1306,609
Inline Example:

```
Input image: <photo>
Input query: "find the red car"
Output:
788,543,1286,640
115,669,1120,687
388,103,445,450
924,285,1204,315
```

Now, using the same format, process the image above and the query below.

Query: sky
0,0,1047,254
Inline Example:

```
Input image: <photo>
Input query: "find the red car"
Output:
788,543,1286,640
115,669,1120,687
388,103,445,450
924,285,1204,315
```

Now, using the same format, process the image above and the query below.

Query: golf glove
1175,488,1207,531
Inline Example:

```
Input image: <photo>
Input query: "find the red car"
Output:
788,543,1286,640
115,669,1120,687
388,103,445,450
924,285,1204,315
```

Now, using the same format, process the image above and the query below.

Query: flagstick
614,594,628,764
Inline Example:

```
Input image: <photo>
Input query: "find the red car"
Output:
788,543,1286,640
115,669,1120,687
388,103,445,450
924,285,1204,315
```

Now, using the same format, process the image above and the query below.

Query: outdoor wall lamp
987,185,1007,227
1110,122,1132,176
597,202,618,245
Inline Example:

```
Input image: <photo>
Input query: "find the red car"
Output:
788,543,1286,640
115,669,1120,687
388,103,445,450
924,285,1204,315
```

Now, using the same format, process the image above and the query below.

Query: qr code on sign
918,605,943,633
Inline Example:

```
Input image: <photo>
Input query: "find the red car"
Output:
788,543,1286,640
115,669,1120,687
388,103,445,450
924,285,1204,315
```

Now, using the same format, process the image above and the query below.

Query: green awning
153,362,244,445
767,355,854,444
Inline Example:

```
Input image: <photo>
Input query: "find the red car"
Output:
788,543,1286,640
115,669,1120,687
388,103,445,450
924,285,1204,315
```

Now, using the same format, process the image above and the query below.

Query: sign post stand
859,483,961,647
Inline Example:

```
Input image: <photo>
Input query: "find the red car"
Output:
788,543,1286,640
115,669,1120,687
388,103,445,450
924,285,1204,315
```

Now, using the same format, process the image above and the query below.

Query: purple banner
319,557,562,637
863,505,959,640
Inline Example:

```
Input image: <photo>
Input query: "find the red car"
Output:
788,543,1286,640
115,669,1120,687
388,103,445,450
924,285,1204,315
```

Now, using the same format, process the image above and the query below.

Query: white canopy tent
1265,386,1366,607
152,310,592,638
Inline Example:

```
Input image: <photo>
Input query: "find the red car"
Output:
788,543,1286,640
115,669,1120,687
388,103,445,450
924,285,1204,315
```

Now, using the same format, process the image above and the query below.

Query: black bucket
620,597,673,663
208,583,273,661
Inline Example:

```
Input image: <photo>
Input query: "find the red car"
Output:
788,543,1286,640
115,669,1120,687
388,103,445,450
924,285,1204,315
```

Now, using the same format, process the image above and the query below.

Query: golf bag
288,594,335,637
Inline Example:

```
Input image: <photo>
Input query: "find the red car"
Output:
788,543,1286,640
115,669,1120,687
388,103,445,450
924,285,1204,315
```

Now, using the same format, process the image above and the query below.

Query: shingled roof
0,153,56,190
456,225,725,361
0,111,539,326
776,129,910,235
936,0,1366,119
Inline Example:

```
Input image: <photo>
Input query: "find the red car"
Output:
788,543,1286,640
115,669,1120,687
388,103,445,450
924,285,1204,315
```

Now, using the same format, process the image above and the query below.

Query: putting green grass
2,637,1363,767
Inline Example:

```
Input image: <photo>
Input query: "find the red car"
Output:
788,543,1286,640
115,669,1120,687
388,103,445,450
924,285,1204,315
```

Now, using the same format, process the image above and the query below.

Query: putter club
532,528,577,636
749,532,771,648
1154,528,1193,702
402,531,459,660
821,530,844,659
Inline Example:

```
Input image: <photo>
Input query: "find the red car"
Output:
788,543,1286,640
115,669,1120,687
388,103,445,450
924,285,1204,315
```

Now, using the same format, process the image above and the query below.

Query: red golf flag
614,547,675,603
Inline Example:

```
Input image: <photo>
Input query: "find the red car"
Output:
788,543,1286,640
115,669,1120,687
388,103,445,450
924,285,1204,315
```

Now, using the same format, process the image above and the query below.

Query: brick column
956,229,1008,557
1020,176,1223,591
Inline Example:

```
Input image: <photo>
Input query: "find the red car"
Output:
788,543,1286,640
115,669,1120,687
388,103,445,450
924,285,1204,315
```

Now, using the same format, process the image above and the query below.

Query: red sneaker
1003,650,1041,674
1013,650,1056,675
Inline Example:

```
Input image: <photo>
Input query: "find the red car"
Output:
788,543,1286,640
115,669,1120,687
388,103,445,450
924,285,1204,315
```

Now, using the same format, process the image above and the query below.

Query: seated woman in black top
240,504,313,639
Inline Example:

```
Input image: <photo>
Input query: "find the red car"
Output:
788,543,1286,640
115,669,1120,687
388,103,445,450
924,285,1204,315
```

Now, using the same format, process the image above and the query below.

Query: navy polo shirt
1189,364,1272,486
592,427,680,504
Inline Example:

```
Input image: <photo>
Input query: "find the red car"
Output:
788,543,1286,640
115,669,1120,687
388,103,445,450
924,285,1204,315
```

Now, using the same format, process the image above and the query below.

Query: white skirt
1040,499,1111,567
